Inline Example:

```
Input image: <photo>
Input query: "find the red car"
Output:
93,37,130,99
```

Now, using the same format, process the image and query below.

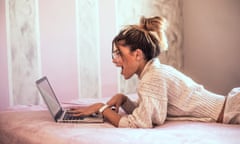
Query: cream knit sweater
119,58,225,128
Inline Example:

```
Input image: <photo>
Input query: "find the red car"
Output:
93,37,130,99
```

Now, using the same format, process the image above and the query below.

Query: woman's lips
121,66,124,75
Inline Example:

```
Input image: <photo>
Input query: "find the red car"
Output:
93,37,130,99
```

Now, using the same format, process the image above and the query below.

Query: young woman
70,16,240,128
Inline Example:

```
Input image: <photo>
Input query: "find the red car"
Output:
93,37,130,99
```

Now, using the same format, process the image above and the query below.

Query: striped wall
6,0,41,105
0,0,183,110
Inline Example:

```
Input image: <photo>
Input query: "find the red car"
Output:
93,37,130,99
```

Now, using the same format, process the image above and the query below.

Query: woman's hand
68,103,104,117
107,93,127,113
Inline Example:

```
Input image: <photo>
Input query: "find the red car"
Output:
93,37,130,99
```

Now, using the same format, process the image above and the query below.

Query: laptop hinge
55,109,63,122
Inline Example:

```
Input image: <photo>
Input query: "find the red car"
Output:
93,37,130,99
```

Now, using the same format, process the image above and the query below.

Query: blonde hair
113,16,168,61
140,16,168,51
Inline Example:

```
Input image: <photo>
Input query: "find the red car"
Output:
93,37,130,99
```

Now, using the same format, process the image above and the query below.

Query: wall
98,0,118,97
39,0,78,101
0,0,183,110
7,0,41,105
183,0,240,95
0,0,9,110
0,0,118,110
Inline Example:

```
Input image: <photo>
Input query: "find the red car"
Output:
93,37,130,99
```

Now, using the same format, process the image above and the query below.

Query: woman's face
112,43,146,79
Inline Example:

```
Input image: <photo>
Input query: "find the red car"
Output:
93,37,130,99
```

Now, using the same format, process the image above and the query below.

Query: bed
0,95,239,144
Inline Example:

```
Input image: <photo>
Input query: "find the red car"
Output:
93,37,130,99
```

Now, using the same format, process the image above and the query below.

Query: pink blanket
0,99,239,144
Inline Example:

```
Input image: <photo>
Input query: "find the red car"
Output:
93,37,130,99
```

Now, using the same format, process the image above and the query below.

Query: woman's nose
112,59,118,65
112,59,121,67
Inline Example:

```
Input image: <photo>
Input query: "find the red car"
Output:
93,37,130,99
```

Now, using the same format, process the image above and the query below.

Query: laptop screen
36,77,62,118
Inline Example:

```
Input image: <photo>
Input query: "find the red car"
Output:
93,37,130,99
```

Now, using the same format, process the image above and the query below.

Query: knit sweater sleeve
118,72,168,128
121,97,138,114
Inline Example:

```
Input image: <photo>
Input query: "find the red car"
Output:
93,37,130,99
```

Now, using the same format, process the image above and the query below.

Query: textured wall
7,0,40,105
77,0,101,98
0,0,10,110
116,0,184,94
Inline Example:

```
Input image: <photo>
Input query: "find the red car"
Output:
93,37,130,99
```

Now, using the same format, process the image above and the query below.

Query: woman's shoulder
140,58,184,86
148,58,176,75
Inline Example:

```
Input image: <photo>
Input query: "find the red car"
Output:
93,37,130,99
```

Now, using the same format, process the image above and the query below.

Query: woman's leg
223,87,240,124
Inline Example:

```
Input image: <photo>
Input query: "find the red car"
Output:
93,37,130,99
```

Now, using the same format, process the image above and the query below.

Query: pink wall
0,0,119,110
38,0,78,101
99,0,118,97
0,0,10,110
183,0,240,95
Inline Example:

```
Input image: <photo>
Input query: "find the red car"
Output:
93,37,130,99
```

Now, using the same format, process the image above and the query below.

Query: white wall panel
77,0,101,98
7,0,40,105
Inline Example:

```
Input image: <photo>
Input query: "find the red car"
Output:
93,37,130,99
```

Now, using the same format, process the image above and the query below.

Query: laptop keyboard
63,112,84,120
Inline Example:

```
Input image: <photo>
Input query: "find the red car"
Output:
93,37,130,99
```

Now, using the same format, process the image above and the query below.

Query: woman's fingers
68,108,82,113
67,108,85,116
68,110,87,117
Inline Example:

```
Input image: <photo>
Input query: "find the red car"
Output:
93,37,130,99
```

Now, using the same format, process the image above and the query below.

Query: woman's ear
135,49,144,60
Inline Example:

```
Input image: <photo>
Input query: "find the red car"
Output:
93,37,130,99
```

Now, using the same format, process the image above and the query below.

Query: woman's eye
116,51,121,56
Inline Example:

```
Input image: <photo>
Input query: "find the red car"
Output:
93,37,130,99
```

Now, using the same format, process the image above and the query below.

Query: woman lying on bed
69,16,240,128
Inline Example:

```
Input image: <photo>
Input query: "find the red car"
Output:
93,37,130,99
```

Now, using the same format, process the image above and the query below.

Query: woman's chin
124,76,130,80
122,73,133,80
121,69,134,79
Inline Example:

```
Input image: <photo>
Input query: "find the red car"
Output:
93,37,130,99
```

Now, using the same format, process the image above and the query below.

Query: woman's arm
69,102,122,127
101,107,122,127
121,96,138,114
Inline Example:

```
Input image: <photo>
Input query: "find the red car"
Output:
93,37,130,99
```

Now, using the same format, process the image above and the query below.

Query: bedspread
0,98,240,144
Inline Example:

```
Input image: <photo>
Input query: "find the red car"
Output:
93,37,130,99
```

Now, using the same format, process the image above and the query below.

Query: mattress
0,97,239,144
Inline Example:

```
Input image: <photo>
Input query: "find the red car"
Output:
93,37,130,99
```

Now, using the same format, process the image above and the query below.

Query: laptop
36,76,104,123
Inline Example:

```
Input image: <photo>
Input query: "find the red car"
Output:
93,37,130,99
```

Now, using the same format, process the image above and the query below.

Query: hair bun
140,16,168,51
140,16,168,32
140,16,147,29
